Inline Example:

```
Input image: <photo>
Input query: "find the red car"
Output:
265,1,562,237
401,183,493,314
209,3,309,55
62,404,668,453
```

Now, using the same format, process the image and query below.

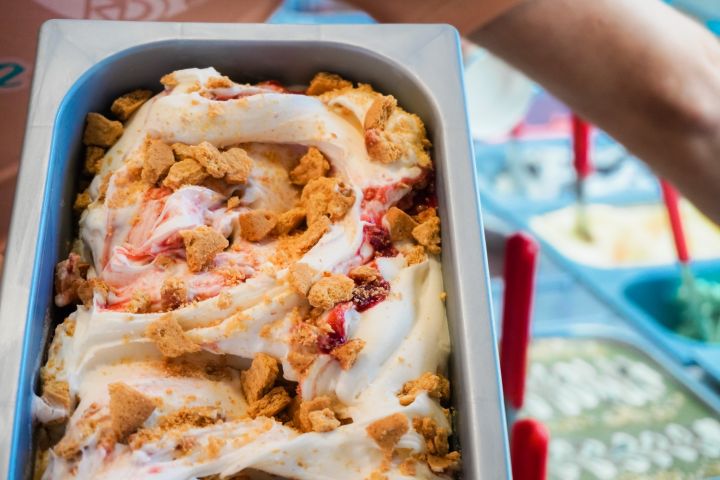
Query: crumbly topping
146,315,201,358
206,75,234,89
402,245,427,266
291,395,337,433
183,142,225,178
180,225,229,272
42,380,72,411
307,408,341,432
84,146,105,175
306,72,353,96
162,158,208,190
399,458,417,476
366,413,409,456
54,253,89,307
73,191,92,211
427,452,461,473
412,416,461,473
301,177,355,225
83,112,123,148
141,138,175,184
330,338,366,370
111,89,153,121
274,207,306,236
227,196,241,209
77,277,109,308
160,73,178,88
240,353,280,404
246,386,292,419
288,263,317,296
364,95,397,131
412,215,441,255
238,210,278,242
274,216,331,265
385,207,418,242
398,372,450,406
222,148,253,185
127,291,152,313
365,128,402,164
348,265,380,283
307,274,354,310
161,277,188,310
108,383,156,441
289,147,330,186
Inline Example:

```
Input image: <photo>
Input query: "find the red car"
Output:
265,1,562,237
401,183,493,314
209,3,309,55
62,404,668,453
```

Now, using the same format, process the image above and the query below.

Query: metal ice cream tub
0,21,509,479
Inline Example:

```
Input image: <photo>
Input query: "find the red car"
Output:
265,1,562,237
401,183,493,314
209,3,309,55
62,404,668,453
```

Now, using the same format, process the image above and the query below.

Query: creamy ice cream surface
36,69,458,479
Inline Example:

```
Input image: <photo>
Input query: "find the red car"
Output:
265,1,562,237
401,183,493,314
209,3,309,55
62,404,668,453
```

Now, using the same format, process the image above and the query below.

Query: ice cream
530,202,720,268
36,69,458,479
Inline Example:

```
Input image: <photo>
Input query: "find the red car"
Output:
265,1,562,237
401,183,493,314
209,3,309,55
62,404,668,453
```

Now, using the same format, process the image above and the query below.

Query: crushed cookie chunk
291,395,334,432
42,380,72,411
385,207,418,242
307,408,341,432
160,73,178,88
399,458,417,476
180,225,228,272
366,413,409,456
170,142,195,161
108,383,155,441
156,406,222,431
307,274,354,310
287,263,317,296
84,146,105,175
141,138,175,184
77,277,109,308
414,207,437,224
73,191,92,211
240,353,280,404
330,338,365,370
227,196,241,209
398,372,450,406
348,265,379,283
306,72,352,96
301,177,355,225
127,291,152,313
412,416,449,455
161,277,187,310
412,216,441,255
274,216,331,265
54,253,89,307
427,452,461,473
366,472,388,480
83,112,123,147
111,89,153,121
146,315,201,358
364,95,397,130
246,386,291,419
222,147,253,185
186,142,225,178
206,75,233,89
162,158,208,190
365,128,402,164
289,147,330,186
287,349,317,375
238,210,277,242
402,245,426,266
275,207,306,236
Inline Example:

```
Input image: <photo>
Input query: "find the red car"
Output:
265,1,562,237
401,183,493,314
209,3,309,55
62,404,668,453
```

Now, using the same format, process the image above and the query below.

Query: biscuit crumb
84,146,105,175
399,458,417,476
348,265,379,283
290,147,330,186
398,372,450,406
111,89,153,121
365,128,402,164
108,383,155,441
275,208,306,235
142,139,175,184
240,353,280,404
274,216,331,265
216,291,232,309
77,277,109,308
184,142,225,178
160,73,178,88
306,72,352,96
412,416,449,455
330,338,366,370
180,225,228,272
414,207,437,223
291,395,334,432
288,263,317,296
366,413,409,455
54,253,89,307
246,386,291,419
412,216,441,255
146,315,201,358
42,380,72,411
364,95,397,130
127,291,152,313
222,148,253,185
227,196,241,209
238,210,278,242
206,75,234,89
439,291,447,301
83,113,123,148
74,191,92,211
161,277,187,310
301,177,355,225
385,207,418,242
162,158,208,190
308,408,341,432
427,452,461,473
307,274,354,310
402,245,426,266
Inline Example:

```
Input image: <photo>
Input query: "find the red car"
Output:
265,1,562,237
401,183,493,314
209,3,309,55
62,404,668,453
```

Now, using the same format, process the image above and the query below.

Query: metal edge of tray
0,20,509,479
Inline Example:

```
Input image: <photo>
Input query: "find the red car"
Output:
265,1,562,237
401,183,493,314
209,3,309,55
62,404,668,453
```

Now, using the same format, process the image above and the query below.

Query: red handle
660,180,690,264
500,232,539,410
572,114,593,178
511,418,549,480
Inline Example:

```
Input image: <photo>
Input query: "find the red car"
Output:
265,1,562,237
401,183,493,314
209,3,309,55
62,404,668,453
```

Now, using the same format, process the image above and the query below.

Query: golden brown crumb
111,89,153,121
216,291,232,309
274,207,306,236
307,408,341,432
427,452,461,473
77,278,109,308
246,386,291,419
402,245,426,266
42,380,72,411
54,253,89,308
413,416,449,455
287,263,317,296
227,196,241,209
366,472,388,480
291,395,334,432
306,72,352,96
186,142,225,178
414,207,437,223
127,291,152,313
222,147,254,185
146,315,202,358
162,158,208,190
84,146,105,174
348,265,379,283
73,191,92,211
170,142,195,161
412,216,441,255
307,274,354,310
83,112,123,147
156,406,221,431
365,129,402,164
364,95,397,130
330,338,366,370
439,291,447,301
180,225,228,272
160,73,178,88
238,210,278,242
206,75,234,89
161,277,187,310
240,353,280,404
108,383,155,441
399,458,417,476
385,207,418,242
287,349,317,375
141,139,175,184
366,413,409,455
398,372,450,406
301,177,355,225
289,147,330,186
274,216,331,265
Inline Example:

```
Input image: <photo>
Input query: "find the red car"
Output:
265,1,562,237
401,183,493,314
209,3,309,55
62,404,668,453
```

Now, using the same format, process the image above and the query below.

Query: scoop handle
660,180,690,264
572,114,593,178
500,232,539,410
511,418,549,480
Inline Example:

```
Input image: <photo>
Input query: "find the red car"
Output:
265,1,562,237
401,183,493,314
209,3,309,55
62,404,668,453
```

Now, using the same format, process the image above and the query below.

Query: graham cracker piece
398,372,450,406
77,278,109,308
83,112,123,148
291,395,337,433
180,225,229,272
274,216,331,265
427,452,461,473
366,413,409,455
385,207,418,242
301,177,355,225
246,386,291,419
73,191,92,211
141,139,175,184
111,89,153,121
364,95,397,130
240,353,280,404
127,291,152,313
108,382,155,441
222,147,253,185
162,158,208,190
348,265,379,283
412,416,449,455
160,277,187,310
160,73,178,88
206,75,233,89
365,129,402,164
54,253,89,308
307,408,341,432
306,72,352,96
287,263,317,296
399,458,417,476
289,147,330,186
42,380,72,411
275,208,306,236
402,245,426,266
238,210,278,242
227,196,241,209
84,146,105,175
330,338,366,370
307,274,354,310
146,314,201,358
412,216,441,255
185,142,225,178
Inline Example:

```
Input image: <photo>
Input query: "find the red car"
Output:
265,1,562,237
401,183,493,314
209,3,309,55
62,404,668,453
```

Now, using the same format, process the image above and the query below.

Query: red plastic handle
511,418,549,480
660,180,690,264
500,232,539,410
572,114,593,178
